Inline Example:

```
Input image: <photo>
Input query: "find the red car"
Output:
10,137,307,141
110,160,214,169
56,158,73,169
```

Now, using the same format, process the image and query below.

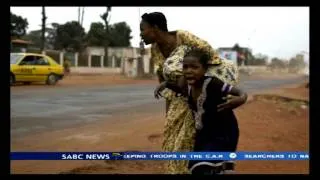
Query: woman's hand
217,95,246,112
154,82,167,99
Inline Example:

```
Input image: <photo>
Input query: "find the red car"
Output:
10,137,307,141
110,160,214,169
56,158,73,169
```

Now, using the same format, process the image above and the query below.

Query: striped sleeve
221,83,233,94
210,77,233,96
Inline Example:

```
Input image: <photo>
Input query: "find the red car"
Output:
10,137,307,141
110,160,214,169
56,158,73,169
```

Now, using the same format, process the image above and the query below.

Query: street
11,76,305,138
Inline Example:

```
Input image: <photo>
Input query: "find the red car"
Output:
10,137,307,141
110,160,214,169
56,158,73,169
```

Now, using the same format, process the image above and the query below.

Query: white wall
55,47,152,76
124,58,138,77
70,67,121,75
87,47,105,56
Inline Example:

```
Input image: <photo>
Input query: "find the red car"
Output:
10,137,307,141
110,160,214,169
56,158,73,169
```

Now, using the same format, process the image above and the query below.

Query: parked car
10,53,64,86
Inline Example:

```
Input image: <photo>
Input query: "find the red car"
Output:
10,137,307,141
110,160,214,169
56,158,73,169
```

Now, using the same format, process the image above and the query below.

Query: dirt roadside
10,72,304,91
11,82,309,174
10,74,158,92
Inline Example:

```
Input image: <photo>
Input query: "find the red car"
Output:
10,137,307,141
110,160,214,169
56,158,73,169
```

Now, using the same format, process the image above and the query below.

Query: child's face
183,56,206,85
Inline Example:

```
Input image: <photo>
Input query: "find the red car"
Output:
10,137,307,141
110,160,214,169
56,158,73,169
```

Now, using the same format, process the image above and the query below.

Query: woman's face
140,20,156,45
183,56,207,85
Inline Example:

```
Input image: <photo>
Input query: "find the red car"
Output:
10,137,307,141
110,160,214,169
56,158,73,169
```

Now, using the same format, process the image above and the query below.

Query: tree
251,58,267,66
47,23,59,49
288,54,306,73
248,53,267,66
232,43,240,51
23,30,42,47
10,12,28,38
269,58,287,69
23,23,59,50
55,21,86,52
86,21,132,48
86,22,106,46
109,22,132,47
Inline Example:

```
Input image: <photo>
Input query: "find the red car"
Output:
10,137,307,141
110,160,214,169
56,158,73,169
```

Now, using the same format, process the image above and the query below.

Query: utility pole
78,7,81,24
41,6,47,52
80,7,85,27
100,6,111,66
137,40,145,77
137,8,145,77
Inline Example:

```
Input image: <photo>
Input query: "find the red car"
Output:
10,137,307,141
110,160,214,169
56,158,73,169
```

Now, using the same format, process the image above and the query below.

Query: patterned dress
152,30,239,174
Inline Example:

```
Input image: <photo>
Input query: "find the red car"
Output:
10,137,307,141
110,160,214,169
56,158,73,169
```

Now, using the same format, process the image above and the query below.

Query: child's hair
184,48,211,69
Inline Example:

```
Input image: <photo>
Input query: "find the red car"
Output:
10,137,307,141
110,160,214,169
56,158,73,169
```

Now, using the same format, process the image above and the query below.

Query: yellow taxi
10,53,64,85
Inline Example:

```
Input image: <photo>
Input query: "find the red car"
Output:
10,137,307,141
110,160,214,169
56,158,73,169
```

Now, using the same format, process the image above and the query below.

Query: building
10,39,33,53
218,45,253,66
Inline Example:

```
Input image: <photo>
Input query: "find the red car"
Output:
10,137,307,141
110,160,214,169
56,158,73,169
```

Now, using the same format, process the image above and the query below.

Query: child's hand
217,95,244,112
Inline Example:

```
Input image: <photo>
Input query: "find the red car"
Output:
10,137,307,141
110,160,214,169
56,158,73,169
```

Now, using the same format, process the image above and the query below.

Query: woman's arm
151,44,166,83
156,65,165,83
178,30,221,65
156,45,190,98
178,30,239,85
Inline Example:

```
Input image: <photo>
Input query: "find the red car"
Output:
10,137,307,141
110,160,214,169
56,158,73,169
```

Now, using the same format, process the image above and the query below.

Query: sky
10,6,309,60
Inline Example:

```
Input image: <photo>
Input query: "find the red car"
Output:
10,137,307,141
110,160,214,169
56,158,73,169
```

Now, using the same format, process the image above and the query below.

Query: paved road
10,76,305,138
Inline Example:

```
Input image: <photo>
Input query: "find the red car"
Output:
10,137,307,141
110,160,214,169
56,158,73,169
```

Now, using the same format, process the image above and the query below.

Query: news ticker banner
11,152,309,161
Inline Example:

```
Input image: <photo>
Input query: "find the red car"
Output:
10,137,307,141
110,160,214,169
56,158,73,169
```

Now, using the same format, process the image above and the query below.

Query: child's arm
217,84,248,112
209,77,247,112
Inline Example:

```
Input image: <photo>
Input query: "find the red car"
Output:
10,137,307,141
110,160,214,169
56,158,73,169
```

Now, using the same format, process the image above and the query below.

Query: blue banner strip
10,152,309,160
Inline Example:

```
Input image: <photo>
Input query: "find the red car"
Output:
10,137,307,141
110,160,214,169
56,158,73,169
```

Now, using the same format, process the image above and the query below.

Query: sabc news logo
229,153,237,159
111,152,123,160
